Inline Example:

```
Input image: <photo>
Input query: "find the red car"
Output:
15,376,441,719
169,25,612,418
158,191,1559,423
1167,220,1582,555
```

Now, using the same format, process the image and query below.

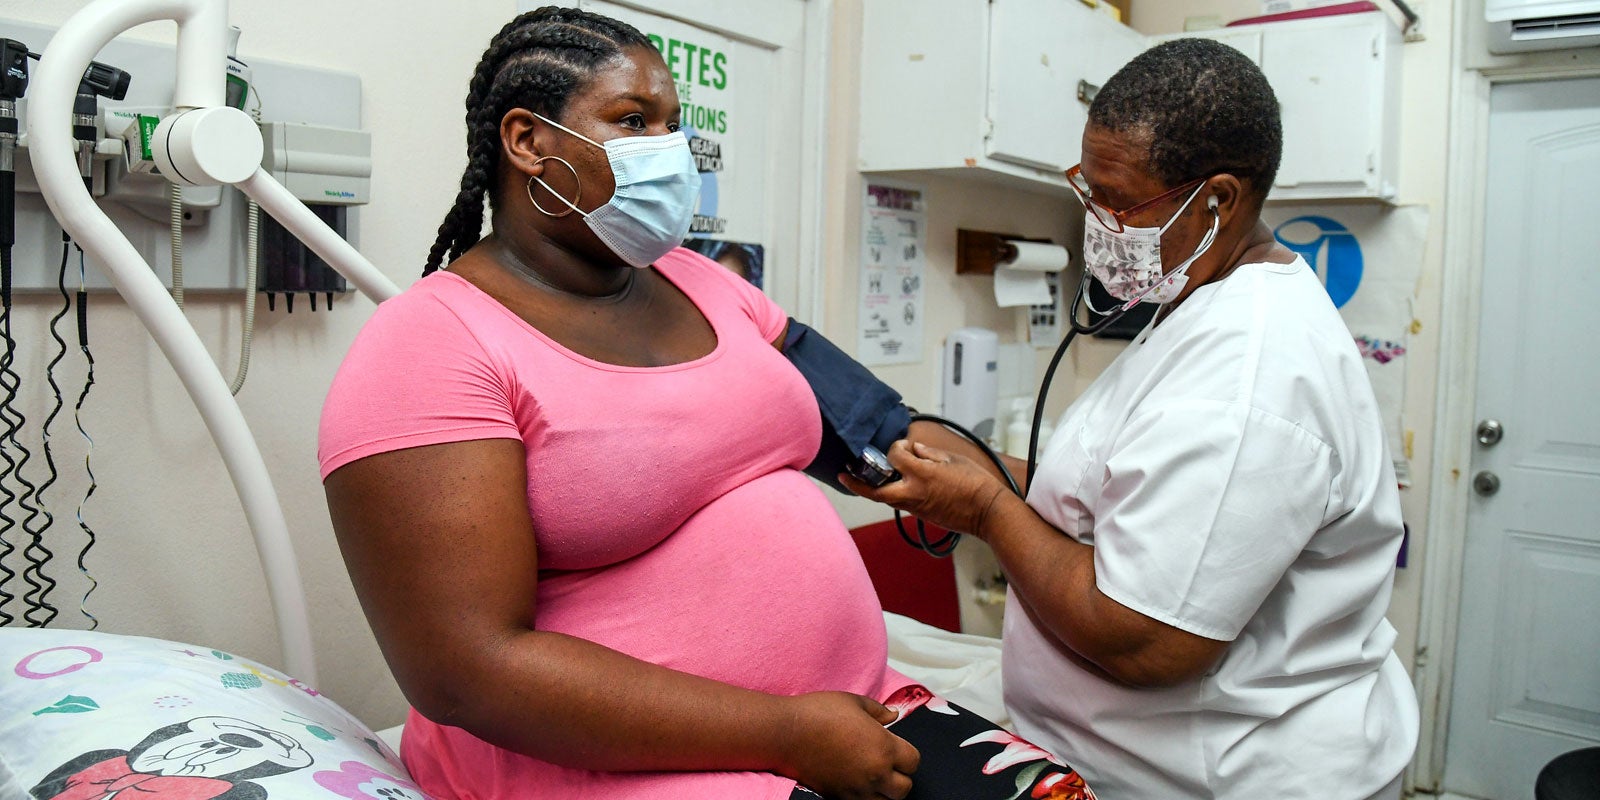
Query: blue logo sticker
1273,215,1363,308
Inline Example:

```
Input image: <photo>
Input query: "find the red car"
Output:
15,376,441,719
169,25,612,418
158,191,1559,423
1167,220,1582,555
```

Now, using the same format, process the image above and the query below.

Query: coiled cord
0,241,55,626
169,182,184,308
18,237,77,629
230,199,258,395
30,236,79,628
72,244,97,629
0,244,15,625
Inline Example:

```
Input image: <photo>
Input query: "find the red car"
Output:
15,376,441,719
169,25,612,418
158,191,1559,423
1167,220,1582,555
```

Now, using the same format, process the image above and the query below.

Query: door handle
1473,471,1501,497
1476,419,1504,447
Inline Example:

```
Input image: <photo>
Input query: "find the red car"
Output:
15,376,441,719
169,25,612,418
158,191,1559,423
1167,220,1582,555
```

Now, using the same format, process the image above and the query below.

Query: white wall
0,0,511,729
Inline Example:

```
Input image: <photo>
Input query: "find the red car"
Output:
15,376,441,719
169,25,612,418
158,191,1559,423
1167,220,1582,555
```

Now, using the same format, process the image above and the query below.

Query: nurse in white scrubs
844,37,1419,800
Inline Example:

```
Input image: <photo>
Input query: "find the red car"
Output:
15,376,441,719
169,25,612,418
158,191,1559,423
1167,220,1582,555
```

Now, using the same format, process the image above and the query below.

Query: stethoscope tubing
1024,275,1133,496
1026,205,1222,494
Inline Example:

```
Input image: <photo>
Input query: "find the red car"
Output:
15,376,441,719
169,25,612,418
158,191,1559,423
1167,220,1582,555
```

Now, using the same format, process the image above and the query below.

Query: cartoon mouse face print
130,717,312,779
314,761,432,800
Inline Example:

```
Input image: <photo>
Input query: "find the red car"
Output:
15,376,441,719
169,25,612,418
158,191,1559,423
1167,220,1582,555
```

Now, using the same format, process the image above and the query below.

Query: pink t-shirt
320,248,906,799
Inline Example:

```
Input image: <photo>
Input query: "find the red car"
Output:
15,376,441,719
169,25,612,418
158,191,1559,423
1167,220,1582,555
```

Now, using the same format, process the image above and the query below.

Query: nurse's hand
840,440,1012,540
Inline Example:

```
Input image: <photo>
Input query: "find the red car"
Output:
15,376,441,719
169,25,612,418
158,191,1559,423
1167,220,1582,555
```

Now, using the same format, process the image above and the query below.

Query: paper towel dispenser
942,327,1000,443
956,229,1072,308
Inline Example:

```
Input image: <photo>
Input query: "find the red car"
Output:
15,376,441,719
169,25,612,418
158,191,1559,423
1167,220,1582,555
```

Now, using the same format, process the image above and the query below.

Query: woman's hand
779,692,919,799
840,440,1012,540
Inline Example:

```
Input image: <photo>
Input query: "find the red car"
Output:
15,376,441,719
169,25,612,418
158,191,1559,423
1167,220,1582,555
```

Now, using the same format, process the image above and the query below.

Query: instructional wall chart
858,182,927,366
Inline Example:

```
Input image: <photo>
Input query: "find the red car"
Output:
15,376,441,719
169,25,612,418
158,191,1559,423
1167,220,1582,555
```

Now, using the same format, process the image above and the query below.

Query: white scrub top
1006,257,1418,799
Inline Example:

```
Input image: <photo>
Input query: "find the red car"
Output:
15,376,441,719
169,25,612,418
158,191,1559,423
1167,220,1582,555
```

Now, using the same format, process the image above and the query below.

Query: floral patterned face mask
1081,185,1218,312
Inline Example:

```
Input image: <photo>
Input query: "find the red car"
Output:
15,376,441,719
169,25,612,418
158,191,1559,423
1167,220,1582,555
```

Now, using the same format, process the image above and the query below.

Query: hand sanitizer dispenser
942,327,1000,443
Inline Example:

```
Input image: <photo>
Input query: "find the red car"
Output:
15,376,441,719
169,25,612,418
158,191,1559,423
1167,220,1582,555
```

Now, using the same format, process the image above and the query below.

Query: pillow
0,628,432,800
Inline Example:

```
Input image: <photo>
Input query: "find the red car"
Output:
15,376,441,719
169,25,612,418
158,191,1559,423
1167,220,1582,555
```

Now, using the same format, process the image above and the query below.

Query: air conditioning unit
1486,0,1600,53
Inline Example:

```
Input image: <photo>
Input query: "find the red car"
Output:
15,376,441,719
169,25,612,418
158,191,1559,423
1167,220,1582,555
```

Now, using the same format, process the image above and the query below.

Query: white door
1443,77,1600,800
519,0,820,318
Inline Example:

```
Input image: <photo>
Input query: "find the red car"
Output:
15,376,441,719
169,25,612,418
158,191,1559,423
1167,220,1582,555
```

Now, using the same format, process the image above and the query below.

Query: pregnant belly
533,469,889,697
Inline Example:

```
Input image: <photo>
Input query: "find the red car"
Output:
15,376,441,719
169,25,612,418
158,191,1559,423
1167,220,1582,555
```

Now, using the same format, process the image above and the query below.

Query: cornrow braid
423,7,652,275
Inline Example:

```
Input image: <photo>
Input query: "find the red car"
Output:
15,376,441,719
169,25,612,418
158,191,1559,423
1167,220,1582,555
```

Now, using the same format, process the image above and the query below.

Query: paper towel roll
994,242,1070,307
1005,241,1071,272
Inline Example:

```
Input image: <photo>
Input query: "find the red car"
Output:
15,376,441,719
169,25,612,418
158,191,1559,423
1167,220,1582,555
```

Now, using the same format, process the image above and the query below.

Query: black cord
0,241,52,625
1024,276,1135,496
72,245,97,629
1,50,20,627
0,245,14,625
3,244,57,626
884,275,1131,565
895,413,1022,558
1026,327,1078,497
29,236,77,627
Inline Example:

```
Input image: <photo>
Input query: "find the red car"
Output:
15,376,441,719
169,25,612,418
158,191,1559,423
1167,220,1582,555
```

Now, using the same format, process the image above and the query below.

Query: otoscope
2,39,30,281
72,60,132,190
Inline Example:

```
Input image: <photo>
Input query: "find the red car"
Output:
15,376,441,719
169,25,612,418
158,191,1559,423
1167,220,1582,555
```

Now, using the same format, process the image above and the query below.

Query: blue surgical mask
531,113,702,269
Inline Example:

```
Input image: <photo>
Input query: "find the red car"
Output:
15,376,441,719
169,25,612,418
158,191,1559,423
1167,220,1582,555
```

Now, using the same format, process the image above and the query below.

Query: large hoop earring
526,155,583,218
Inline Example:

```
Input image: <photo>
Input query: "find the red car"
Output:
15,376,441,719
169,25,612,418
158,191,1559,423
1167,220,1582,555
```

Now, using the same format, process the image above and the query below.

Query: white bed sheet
374,611,1008,752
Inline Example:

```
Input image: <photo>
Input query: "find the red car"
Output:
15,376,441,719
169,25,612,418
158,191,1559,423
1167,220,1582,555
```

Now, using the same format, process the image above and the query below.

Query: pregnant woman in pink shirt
320,7,1093,799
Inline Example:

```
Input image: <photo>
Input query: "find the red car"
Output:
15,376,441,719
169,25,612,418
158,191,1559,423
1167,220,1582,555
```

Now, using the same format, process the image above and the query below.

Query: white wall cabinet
861,3,1403,203
858,0,1143,195
1155,11,1403,202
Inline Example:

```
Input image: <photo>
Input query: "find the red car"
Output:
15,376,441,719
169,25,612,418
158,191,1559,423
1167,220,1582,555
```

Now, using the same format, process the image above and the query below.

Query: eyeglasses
1065,164,1208,233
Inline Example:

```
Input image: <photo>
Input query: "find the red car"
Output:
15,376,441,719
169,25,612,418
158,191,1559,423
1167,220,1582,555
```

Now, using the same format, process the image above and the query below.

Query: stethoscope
898,201,1220,557
1024,200,1221,495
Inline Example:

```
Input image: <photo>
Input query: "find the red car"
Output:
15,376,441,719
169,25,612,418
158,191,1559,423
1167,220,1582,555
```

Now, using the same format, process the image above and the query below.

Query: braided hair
1089,38,1282,205
423,7,652,275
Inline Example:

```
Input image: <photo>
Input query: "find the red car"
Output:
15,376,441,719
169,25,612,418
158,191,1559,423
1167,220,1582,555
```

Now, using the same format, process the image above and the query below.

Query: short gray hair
1089,37,1282,205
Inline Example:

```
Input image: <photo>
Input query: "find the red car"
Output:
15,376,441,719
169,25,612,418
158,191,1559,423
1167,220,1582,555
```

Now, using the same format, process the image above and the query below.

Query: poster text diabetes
648,33,731,134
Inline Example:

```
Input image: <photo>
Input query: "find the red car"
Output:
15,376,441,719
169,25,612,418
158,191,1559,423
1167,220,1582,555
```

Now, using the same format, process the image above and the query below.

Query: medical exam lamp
29,0,404,683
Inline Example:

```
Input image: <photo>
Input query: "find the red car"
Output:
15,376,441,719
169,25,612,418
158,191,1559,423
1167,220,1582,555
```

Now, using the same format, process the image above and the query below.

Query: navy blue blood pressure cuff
783,319,912,493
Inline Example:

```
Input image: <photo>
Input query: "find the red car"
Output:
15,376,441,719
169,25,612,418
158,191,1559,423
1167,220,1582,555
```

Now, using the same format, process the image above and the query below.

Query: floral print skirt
789,685,1096,800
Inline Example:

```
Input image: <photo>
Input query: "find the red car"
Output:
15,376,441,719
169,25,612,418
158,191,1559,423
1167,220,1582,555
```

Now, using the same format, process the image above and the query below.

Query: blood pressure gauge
847,444,900,488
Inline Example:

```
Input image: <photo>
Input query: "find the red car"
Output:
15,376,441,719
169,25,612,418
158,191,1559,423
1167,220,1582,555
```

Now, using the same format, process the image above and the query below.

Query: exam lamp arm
30,0,399,684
